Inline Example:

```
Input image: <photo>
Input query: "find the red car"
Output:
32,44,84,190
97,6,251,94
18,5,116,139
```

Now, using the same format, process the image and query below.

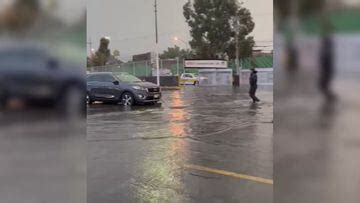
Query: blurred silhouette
0,0,40,33
249,68,260,103
319,17,336,102
0,44,86,117
285,38,298,74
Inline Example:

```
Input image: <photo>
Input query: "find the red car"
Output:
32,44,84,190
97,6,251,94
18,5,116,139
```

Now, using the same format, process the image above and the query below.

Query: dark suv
86,72,161,106
0,44,85,116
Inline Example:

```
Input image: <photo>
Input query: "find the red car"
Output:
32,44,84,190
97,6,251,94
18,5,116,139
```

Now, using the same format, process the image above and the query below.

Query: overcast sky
87,0,273,61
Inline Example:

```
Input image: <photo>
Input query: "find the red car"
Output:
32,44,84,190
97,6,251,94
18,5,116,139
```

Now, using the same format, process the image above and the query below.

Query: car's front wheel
121,92,134,106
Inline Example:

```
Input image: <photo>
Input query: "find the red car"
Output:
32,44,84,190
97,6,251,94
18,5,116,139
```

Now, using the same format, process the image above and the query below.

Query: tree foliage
88,38,123,67
89,37,111,66
183,0,255,59
160,45,193,59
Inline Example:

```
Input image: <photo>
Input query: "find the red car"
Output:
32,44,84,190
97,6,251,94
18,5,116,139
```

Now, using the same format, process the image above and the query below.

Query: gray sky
87,0,273,61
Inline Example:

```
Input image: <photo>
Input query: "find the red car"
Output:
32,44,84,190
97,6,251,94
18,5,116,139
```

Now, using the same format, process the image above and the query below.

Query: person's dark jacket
249,72,258,93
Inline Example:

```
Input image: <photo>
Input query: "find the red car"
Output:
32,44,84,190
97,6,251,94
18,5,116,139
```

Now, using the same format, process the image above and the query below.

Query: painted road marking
183,164,273,185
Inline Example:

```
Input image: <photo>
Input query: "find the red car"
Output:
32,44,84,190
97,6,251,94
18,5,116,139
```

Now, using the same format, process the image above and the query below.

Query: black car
86,72,161,106
0,44,86,116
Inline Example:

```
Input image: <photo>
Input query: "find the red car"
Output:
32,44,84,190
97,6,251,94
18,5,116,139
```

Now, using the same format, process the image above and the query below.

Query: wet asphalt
0,119,86,203
87,86,273,203
275,68,360,203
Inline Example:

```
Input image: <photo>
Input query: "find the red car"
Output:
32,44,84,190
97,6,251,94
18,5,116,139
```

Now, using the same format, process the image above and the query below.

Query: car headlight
132,86,148,91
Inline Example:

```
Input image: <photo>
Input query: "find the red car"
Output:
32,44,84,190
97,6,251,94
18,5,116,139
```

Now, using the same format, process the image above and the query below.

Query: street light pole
87,38,92,55
154,0,160,86
233,16,241,85
235,30,239,73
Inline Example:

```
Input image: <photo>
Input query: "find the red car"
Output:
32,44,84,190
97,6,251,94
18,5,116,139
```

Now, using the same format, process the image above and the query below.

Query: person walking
319,19,336,102
249,68,260,103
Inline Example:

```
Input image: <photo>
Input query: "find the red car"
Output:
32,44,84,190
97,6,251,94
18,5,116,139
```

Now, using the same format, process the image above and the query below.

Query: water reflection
169,91,188,137
133,91,189,202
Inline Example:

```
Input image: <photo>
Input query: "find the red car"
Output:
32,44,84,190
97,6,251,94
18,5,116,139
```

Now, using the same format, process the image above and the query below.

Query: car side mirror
113,80,119,85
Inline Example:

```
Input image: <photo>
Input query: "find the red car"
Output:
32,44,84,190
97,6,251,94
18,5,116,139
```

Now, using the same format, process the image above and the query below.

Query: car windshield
114,72,142,82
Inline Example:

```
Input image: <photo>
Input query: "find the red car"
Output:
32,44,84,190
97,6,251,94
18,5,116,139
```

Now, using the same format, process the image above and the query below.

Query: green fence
229,56,273,74
87,56,273,76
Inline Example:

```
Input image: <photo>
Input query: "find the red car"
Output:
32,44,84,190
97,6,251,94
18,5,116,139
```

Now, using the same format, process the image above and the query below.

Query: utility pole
154,0,160,86
233,16,241,85
87,38,92,55
235,30,239,73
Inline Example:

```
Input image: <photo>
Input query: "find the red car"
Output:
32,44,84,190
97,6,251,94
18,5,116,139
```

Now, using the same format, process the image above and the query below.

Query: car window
184,74,193,78
101,74,115,82
114,72,142,83
87,75,101,82
87,74,114,82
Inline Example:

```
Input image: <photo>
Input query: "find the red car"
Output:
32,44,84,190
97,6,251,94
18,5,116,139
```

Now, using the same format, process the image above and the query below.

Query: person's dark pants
249,86,260,103
319,59,335,101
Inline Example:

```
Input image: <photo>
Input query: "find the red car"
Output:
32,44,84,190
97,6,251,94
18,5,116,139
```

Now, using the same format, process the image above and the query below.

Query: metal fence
87,59,186,77
87,56,273,77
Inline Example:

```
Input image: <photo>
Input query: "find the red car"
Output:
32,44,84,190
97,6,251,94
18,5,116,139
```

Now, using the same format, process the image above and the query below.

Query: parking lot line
183,164,273,185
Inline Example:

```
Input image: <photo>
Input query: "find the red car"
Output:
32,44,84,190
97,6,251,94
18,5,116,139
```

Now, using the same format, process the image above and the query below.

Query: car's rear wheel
121,92,134,106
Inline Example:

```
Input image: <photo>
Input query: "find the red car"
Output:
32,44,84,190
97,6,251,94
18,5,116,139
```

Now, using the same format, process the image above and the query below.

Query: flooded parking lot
0,117,86,203
275,69,360,203
87,86,273,202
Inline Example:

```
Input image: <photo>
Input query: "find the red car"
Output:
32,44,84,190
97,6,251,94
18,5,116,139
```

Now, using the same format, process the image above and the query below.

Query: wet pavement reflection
87,86,273,202
275,69,360,203
0,116,86,203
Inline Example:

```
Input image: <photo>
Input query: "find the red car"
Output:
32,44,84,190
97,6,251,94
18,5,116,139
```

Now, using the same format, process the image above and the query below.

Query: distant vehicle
180,73,199,85
0,44,86,116
180,73,207,85
86,72,161,106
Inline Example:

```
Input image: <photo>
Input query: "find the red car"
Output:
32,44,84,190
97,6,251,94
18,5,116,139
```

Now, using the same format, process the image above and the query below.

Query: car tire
121,92,135,106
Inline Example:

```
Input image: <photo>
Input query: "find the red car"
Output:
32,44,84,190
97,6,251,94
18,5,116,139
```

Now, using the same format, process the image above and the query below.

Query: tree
160,45,193,59
183,0,255,59
113,50,120,58
227,6,255,59
88,38,124,67
107,49,123,65
90,37,111,66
